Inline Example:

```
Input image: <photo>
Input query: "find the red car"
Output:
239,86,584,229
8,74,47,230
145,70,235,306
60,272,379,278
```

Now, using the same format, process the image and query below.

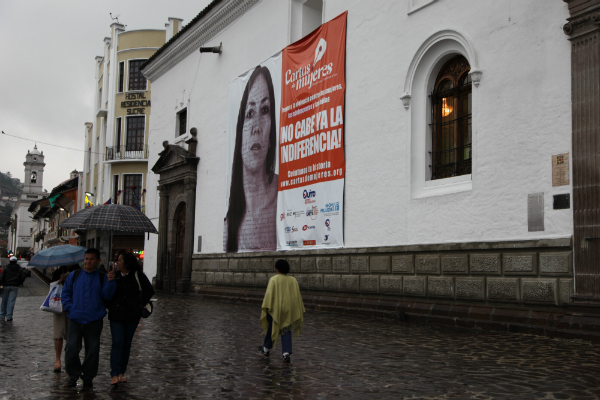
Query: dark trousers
65,318,103,380
109,320,139,377
263,313,292,354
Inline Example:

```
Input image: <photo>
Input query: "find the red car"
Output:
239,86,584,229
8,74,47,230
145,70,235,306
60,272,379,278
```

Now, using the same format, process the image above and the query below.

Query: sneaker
256,346,269,357
282,354,290,363
5,318,12,322
82,377,93,388
66,377,78,387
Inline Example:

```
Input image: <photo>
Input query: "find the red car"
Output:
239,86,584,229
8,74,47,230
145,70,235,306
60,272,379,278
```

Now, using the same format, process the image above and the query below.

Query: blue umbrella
28,245,87,268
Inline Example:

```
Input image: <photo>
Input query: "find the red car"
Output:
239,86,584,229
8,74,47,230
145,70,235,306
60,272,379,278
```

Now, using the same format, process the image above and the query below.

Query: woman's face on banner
242,74,271,174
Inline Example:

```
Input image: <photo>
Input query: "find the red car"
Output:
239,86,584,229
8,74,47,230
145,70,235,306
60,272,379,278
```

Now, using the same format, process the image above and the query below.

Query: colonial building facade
29,170,83,252
140,0,600,325
81,18,183,262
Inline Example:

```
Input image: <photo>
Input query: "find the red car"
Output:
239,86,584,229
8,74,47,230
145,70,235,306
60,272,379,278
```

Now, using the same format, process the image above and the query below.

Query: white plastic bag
40,282,63,313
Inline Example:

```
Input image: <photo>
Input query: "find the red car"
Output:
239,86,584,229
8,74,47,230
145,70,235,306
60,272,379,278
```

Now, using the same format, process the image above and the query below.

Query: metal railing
430,144,472,180
106,145,148,161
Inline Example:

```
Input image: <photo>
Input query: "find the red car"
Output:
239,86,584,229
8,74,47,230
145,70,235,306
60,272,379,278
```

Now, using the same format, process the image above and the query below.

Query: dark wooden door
175,205,186,285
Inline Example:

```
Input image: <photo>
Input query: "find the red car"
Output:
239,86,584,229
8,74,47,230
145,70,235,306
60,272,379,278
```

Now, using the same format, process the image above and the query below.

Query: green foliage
0,172,22,197
0,171,23,228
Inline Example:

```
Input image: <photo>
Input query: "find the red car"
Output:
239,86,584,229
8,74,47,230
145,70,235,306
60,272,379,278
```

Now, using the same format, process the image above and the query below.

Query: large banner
224,12,346,252
224,55,282,253
277,12,347,250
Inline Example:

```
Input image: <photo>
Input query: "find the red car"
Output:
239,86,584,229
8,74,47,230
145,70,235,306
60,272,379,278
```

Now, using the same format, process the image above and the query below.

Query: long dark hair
225,66,277,252
118,251,139,273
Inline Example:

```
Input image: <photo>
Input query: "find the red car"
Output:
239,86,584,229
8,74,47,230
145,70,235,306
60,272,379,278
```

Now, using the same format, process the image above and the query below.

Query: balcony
106,145,148,161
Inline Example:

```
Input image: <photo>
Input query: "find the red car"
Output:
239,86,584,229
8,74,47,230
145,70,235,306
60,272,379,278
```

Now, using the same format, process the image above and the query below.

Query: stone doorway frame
151,128,199,293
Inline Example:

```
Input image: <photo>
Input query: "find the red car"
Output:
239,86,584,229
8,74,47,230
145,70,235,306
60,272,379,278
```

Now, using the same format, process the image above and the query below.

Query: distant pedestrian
50,264,80,373
0,256,29,321
106,251,154,385
61,248,116,388
257,259,305,362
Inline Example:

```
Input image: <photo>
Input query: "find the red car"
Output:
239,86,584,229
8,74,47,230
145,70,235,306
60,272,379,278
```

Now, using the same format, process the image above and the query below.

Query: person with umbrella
106,251,154,385
50,263,80,373
28,245,89,374
62,248,116,388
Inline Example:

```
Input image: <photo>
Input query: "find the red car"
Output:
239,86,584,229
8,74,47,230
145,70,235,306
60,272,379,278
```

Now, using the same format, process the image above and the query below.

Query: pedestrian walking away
258,259,305,362
61,248,116,388
50,264,80,373
0,256,30,321
106,251,154,385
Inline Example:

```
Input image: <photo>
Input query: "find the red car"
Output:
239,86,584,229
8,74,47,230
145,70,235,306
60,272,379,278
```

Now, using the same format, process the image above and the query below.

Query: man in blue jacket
62,248,116,388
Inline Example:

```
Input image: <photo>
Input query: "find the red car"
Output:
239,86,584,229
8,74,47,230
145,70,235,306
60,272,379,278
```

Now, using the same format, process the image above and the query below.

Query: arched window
31,171,37,183
430,55,472,180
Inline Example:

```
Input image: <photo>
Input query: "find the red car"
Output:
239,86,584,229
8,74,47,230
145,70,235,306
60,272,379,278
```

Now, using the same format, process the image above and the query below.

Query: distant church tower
7,145,46,255
23,145,45,194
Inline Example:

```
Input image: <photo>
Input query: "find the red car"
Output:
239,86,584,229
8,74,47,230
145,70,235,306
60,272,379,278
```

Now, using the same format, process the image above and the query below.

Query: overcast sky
0,0,211,192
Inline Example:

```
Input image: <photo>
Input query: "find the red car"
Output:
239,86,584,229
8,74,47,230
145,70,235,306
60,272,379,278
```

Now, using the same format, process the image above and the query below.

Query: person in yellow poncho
257,259,305,362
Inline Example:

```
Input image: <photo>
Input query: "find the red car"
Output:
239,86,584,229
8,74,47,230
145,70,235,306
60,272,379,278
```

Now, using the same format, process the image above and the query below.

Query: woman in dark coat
107,251,154,385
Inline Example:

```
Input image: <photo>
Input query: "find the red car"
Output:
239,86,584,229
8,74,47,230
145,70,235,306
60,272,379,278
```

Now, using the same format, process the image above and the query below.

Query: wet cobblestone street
1,288,600,399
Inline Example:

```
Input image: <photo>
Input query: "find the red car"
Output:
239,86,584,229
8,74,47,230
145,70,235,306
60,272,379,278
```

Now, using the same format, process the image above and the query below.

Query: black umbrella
60,204,157,262
60,204,157,233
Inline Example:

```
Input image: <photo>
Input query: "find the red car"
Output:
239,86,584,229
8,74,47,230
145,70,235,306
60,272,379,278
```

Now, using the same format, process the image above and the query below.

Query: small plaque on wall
528,193,544,232
552,153,570,187
553,194,570,210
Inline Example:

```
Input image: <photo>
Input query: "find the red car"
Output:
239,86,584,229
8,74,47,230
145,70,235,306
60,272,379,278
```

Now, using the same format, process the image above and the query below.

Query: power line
1,131,104,156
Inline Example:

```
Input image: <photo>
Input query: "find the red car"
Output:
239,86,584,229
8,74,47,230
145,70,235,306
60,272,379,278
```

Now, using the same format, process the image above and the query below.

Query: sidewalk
0,294,599,399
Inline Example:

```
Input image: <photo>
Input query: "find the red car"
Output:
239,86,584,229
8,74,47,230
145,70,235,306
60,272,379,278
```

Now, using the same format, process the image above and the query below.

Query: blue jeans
0,286,19,320
65,318,103,380
110,320,139,377
263,313,292,354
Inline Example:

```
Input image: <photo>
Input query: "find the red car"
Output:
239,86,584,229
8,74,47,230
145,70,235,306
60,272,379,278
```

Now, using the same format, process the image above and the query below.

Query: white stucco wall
143,0,572,279
11,201,35,251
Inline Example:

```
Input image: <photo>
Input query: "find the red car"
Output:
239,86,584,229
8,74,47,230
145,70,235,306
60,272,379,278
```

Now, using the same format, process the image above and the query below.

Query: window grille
178,108,187,136
118,62,124,92
429,55,472,180
128,60,147,91
113,175,119,205
116,117,122,153
122,174,142,209
126,116,145,152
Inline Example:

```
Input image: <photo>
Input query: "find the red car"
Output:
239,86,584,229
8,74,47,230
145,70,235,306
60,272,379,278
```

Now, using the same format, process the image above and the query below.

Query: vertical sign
277,12,347,250
552,153,570,187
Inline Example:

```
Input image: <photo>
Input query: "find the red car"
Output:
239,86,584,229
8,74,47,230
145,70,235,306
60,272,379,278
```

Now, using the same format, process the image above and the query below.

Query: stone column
178,178,197,293
563,0,600,300
157,186,169,291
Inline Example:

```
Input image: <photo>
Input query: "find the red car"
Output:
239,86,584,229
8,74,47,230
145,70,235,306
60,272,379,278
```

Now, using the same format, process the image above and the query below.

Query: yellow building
82,18,183,262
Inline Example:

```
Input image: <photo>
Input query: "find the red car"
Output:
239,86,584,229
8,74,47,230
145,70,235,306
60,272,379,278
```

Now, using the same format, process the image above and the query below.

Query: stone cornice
142,0,260,82
117,47,161,55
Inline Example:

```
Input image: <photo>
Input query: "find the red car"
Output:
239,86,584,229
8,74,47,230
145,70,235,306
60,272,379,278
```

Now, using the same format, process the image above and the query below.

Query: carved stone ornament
400,93,411,110
563,8,600,37
469,69,482,87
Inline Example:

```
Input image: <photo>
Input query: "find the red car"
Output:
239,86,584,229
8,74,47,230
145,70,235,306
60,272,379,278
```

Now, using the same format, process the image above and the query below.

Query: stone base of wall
191,238,575,306
184,285,600,344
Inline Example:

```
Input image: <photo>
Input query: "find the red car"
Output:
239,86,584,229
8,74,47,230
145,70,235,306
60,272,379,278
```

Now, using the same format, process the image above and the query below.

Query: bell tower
23,145,45,194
